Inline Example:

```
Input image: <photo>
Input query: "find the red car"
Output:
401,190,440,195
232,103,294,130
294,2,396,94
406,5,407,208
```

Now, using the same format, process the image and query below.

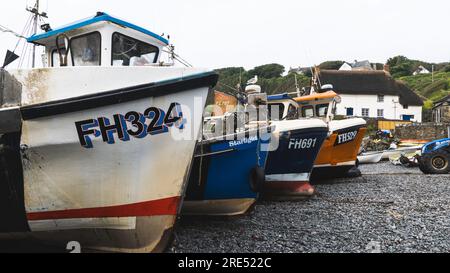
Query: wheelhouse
27,12,169,67
267,91,341,122
294,91,341,122
267,94,300,121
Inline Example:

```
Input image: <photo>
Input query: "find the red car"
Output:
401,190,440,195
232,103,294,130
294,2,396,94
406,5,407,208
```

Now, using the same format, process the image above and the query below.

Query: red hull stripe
26,196,181,221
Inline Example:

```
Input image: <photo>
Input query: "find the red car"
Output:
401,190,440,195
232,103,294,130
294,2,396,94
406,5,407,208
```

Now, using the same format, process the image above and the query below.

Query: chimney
384,64,390,75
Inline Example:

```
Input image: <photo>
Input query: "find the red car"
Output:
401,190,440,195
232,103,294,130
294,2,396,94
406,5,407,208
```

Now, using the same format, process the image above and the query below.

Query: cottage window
346,108,354,116
377,109,384,118
112,33,159,66
403,104,409,109
377,95,384,103
362,108,369,117
71,32,101,66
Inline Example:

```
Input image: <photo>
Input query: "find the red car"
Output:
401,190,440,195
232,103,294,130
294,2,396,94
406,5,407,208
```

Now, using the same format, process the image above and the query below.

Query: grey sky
0,0,449,70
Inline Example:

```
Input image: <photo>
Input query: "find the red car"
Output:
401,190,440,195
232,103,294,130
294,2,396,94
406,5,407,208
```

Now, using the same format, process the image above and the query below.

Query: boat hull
0,67,218,252
183,129,271,216
264,120,328,198
182,199,256,216
358,152,384,164
311,119,367,180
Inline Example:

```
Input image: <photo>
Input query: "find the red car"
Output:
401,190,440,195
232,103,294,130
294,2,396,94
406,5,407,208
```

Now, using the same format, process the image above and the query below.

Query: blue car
418,138,450,174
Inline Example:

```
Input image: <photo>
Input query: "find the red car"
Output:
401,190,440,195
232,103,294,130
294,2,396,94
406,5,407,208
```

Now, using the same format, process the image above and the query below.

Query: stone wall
439,105,450,123
395,123,450,141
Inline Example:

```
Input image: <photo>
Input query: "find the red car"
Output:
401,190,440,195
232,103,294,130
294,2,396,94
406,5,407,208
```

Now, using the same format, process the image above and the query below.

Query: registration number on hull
335,130,358,146
75,103,184,149
288,138,318,150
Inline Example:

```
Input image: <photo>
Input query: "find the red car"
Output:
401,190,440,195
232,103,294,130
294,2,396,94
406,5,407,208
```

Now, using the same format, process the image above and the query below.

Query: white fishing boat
357,151,384,164
0,11,217,252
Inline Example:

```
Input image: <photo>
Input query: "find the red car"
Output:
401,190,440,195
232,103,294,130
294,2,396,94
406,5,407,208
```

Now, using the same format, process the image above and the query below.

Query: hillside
399,72,450,111
214,57,450,118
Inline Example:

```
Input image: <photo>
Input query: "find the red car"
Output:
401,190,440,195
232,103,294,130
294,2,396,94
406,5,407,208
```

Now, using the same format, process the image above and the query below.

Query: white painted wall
336,94,422,122
339,63,352,71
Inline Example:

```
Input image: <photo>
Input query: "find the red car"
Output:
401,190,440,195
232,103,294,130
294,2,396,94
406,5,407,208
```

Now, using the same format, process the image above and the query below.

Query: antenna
26,0,48,68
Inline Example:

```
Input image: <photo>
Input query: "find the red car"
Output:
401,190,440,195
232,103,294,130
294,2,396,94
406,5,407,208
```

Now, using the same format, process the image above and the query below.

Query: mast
26,0,47,68
295,74,300,97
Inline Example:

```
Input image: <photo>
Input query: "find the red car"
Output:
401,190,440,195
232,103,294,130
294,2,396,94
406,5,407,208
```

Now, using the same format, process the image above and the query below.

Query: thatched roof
318,70,423,106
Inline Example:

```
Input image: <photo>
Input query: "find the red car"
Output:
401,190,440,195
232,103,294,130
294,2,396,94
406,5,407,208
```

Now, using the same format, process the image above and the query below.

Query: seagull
247,76,258,85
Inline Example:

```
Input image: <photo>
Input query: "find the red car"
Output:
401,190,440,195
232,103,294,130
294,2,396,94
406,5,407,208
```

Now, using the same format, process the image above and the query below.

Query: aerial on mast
26,0,48,68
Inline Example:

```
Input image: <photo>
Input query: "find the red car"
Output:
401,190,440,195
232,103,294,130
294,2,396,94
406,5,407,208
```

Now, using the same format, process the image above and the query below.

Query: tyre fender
249,167,265,193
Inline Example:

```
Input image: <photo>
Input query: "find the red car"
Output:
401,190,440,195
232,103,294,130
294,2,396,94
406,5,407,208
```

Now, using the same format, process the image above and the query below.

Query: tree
318,61,345,70
443,64,450,72
387,56,414,78
248,64,285,79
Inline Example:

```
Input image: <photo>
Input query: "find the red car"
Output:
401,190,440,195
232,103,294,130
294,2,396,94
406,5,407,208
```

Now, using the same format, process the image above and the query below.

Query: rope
161,48,193,68
0,25,27,39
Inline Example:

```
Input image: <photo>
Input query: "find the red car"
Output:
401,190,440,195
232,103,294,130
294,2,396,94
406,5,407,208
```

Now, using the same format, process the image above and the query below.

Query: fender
422,138,450,154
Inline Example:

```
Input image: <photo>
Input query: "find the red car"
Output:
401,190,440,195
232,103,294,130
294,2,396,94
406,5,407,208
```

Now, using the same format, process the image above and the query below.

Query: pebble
172,162,450,253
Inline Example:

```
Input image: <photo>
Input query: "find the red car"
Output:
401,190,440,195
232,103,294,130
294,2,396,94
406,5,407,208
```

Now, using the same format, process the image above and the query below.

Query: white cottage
413,65,431,75
317,70,424,122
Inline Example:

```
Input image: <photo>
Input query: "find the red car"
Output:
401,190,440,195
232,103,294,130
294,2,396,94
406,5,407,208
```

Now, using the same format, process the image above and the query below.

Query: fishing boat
0,12,218,252
265,94,329,199
293,90,367,179
267,91,367,181
182,123,272,216
182,84,272,216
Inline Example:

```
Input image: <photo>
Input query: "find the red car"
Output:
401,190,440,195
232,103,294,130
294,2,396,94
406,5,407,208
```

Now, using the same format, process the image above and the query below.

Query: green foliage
400,72,450,116
318,61,344,70
387,56,450,79
387,56,414,78
423,100,434,110
422,79,449,97
248,64,285,79
215,65,310,97
387,55,450,79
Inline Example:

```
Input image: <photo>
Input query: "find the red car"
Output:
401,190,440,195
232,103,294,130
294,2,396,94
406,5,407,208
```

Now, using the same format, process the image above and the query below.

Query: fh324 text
75,103,184,149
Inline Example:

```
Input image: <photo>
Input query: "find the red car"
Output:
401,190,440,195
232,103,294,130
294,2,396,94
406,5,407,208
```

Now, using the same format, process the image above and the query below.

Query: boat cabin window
301,105,315,118
112,33,159,66
316,104,329,117
286,104,299,120
268,103,285,121
70,32,101,66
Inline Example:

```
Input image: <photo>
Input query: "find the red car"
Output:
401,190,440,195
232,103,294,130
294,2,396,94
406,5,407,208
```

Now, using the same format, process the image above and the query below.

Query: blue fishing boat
182,83,272,216
263,95,329,198
182,124,272,216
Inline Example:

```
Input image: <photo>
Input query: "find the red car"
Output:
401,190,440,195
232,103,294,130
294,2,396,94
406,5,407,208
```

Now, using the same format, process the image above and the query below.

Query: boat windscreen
112,33,159,66
71,32,101,66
